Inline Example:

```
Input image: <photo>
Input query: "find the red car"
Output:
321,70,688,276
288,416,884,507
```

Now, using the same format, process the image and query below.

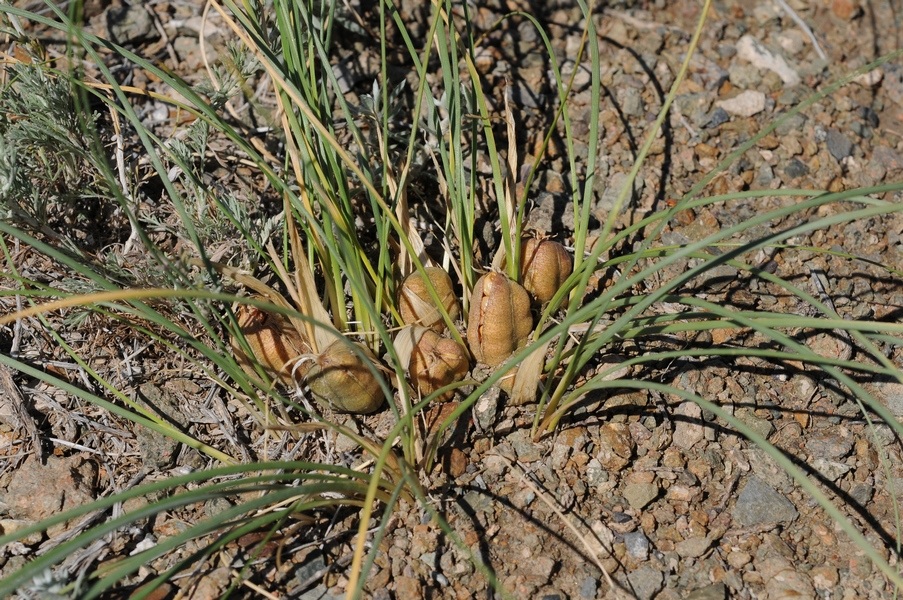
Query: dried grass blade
264,242,332,353
492,80,520,273
506,339,551,406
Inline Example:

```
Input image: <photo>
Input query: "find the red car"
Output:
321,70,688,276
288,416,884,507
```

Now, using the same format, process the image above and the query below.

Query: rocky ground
3,0,903,598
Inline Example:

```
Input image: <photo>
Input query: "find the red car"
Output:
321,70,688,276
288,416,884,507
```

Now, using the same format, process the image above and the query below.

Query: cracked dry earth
3,0,903,599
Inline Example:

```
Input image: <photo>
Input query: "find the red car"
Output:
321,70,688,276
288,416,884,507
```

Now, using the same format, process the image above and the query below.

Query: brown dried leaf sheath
398,267,461,332
231,304,311,386
467,272,533,366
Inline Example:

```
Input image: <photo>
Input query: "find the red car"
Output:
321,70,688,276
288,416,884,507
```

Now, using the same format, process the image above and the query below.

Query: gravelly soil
3,0,903,598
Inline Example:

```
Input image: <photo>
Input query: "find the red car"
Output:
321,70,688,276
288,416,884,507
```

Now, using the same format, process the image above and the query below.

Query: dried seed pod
398,267,460,332
404,327,470,399
231,303,311,386
304,340,384,414
521,237,572,303
467,272,533,366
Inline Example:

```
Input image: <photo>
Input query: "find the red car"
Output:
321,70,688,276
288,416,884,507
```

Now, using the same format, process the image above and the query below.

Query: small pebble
623,482,660,510
672,401,705,450
811,458,851,482
685,582,728,600
675,535,712,558
707,107,729,128
783,158,810,179
826,129,854,161
715,90,766,117
623,531,650,560
579,575,598,599
732,475,798,526
736,34,801,86
626,566,664,600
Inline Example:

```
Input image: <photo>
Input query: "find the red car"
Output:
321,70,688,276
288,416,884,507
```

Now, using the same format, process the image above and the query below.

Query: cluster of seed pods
232,238,572,412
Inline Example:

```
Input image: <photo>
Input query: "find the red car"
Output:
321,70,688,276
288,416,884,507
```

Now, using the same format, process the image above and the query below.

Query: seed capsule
404,327,470,399
521,237,572,303
398,267,460,332
467,272,533,366
231,303,310,386
304,340,385,414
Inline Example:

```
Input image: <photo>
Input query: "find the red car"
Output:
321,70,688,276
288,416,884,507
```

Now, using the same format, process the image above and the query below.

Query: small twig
606,9,687,34
774,0,828,61
240,579,280,600
808,266,854,361
289,551,355,595
0,363,42,462
500,455,634,599
9,238,24,357
112,129,141,255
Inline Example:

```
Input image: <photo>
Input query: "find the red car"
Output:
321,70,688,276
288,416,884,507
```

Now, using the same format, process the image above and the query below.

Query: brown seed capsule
398,267,460,332
231,303,311,386
407,328,470,399
467,272,533,366
521,238,572,303
304,340,384,414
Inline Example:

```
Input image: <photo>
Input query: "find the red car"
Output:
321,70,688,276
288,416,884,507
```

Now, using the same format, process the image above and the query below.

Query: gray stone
804,431,853,460
826,129,854,161
775,113,807,136
626,566,664,600
461,490,494,516
707,107,730,128
624,531,650,560
521,555,556,581
754,163,775,187
782,158,809,179
293,554,327,586
735,408,774,440
728,63,763,89
297,585,342,600
675,535,712,558
508,429,543,463
764,567,815,599
690,54,729,89
105,3,156,45
674,93,714,128
872,146,903,174
420,551,436,568
875,381,903,417
623,482,659,510
585,458,608,486
811,458,851,482
849,482,873,506
685,582,728,600
883,64,903,106
136,383,187,469
617,87,644,118
579,575,598,599
595,172,645,217
550,443,571,470
732,476,798,527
